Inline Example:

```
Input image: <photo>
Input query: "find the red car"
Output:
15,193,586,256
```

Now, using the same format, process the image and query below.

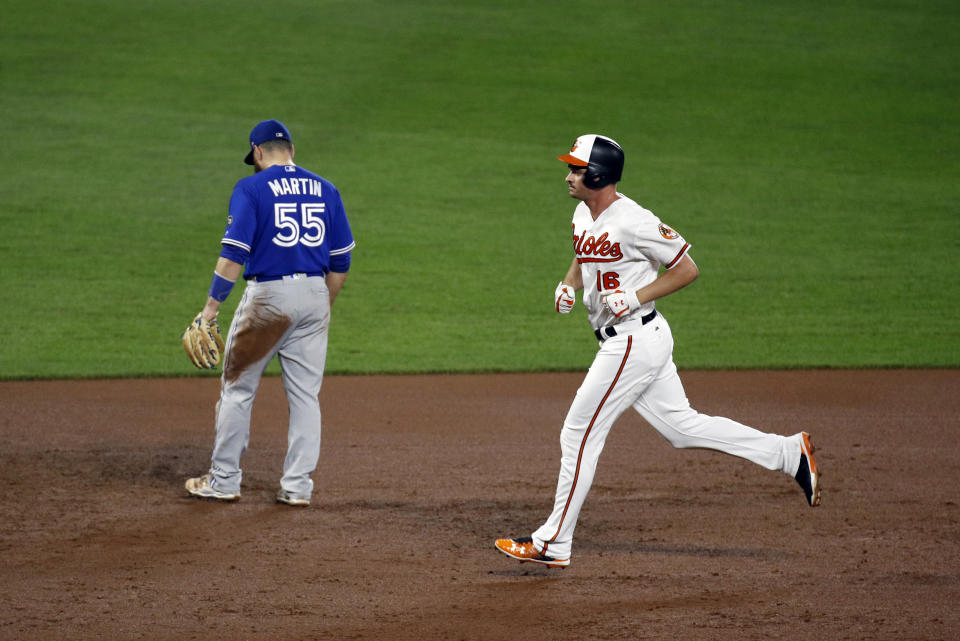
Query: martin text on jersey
268,177,324,198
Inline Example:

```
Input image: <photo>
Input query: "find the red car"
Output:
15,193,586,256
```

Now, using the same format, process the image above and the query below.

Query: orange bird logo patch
659,223,679,240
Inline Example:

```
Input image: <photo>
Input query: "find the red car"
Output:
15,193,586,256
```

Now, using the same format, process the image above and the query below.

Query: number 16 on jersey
597,271,620,290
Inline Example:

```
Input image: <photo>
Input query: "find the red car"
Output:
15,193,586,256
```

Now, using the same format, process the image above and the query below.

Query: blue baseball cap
244,119,292,165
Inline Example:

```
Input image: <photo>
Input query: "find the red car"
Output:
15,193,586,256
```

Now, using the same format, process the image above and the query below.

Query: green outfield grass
1,0,957,378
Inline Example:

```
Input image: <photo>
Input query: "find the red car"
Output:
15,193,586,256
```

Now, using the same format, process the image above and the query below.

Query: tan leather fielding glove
182,314,225,369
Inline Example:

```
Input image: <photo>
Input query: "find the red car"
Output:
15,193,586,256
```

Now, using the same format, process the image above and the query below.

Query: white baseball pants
532,313,802,560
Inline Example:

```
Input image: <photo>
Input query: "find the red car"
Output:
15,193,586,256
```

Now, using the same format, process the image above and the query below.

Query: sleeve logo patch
659,223,679,240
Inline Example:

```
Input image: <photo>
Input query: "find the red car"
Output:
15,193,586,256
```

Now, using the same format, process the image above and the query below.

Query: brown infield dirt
1,369,958,641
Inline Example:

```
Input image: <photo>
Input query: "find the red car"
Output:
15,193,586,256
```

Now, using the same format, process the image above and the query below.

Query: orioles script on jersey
573,230,623,263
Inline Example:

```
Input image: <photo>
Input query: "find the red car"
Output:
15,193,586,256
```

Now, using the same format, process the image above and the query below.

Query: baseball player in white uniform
495,134,821,568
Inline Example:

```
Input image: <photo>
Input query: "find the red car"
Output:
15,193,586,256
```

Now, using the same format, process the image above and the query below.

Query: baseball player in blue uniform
185,119,354,506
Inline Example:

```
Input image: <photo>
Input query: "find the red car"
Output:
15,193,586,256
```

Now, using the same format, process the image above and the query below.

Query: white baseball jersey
572,194,690,328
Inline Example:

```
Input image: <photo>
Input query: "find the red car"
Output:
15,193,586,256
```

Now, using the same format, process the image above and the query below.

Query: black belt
594,310,657,342
249,271,325,283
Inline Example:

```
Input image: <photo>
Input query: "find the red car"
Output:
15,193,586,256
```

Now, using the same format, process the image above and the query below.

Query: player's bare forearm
326,271,348,306
201,257,244,321
635,254,699,304
563,256,583,291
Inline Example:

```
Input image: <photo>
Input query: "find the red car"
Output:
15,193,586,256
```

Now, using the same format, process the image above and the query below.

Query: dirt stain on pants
223,297,292,383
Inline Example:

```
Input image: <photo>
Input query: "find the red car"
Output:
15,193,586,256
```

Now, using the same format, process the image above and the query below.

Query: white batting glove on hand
554,282,575,314
600,289,641,318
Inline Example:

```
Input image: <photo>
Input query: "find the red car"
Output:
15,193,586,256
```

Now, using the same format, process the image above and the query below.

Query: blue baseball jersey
221,165,355,279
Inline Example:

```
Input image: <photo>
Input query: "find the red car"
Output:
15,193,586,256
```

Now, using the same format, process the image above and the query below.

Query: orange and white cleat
495,537,569,568
794,432,821,507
